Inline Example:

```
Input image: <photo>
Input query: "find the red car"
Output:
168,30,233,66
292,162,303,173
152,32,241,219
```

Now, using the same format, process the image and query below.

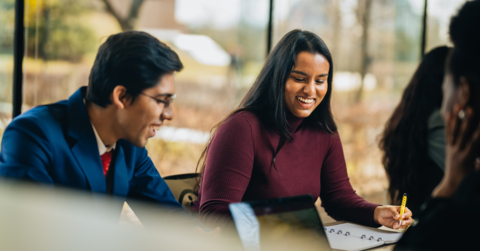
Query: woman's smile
296,96,316,108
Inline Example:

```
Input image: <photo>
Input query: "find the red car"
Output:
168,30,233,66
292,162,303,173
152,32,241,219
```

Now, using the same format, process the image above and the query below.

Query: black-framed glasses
140,93,176,108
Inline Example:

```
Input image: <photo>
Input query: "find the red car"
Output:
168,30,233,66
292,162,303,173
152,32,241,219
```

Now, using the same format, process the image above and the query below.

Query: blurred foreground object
0,179,364,251
0,179,235,251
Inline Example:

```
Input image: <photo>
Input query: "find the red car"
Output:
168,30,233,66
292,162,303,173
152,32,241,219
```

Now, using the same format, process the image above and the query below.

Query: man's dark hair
86,31,183,107
448,0,480,85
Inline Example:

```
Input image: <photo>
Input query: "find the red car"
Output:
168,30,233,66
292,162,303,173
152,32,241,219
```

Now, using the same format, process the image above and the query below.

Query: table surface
323,221,399,251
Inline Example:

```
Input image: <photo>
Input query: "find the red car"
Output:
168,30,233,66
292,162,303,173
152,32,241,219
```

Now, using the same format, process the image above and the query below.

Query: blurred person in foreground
192,29,413,229
379,46,449,217
395,1,480,250
0,31,184,216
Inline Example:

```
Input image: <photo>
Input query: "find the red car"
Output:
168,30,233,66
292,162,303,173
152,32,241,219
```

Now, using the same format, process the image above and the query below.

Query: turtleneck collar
286,109,305,133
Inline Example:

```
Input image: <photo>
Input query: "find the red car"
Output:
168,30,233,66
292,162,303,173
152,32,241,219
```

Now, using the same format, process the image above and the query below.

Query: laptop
229,194,332,251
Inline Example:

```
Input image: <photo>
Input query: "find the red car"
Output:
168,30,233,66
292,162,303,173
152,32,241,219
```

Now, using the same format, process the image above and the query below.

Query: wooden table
324,221,399,251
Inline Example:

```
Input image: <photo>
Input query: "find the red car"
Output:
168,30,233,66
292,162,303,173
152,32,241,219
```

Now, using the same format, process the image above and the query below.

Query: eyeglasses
140,93,176,108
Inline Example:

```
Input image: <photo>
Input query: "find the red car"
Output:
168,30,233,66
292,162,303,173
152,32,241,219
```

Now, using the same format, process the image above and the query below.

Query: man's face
118,73,175,147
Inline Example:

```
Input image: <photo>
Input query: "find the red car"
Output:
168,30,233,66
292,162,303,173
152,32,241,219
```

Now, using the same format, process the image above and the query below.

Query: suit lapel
71,139,106,193
67,87,106,193
112,145,129,196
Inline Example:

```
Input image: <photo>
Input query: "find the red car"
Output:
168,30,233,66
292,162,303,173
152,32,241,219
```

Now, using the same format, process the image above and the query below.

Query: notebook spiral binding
325,228,384,242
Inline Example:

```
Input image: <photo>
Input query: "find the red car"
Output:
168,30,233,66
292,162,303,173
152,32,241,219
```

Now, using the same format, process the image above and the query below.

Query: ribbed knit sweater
192,111,379,227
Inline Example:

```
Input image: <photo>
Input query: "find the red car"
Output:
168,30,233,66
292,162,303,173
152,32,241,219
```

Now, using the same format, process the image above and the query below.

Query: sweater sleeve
198,113,255,227
319,132,379,227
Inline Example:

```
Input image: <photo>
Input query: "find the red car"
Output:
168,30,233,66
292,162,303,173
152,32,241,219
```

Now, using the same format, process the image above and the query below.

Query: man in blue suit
0,31,183,212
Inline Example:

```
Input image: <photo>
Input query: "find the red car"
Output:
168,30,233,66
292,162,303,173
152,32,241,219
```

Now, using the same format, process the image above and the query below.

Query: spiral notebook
229,195,405,251
325,223,403,251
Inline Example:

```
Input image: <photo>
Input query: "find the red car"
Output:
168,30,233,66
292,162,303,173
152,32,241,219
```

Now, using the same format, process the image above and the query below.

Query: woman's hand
373,205,413,229
433,105,480,198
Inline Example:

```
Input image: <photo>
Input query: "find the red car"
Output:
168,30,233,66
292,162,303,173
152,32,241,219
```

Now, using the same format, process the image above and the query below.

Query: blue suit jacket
0,87,182,210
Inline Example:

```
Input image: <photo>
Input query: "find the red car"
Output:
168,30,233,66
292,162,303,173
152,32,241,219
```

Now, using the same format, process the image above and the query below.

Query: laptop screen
229,195,332,251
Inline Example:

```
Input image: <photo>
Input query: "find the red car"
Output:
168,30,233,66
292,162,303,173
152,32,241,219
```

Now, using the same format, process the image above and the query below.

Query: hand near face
433,105,480,198
373,205,413,229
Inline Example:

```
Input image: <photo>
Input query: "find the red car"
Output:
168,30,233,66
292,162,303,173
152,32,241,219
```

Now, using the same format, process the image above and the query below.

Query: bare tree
355,0,372,103
101,0,145,31
328,0,341,63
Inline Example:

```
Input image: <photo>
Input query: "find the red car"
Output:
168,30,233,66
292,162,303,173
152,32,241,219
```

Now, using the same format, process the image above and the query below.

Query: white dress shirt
84,99,116,155
91,123,116,155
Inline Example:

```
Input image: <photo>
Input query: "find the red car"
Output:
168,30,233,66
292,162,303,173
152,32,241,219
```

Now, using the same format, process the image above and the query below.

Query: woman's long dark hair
379,46,449,205
194,30,337,194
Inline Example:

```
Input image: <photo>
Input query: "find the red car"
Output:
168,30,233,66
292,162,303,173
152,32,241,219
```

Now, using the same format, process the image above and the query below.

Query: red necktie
100,151,113,176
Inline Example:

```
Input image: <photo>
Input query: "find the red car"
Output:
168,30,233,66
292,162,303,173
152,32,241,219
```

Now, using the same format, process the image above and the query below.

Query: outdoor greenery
0,0,14,54
23,0,96,62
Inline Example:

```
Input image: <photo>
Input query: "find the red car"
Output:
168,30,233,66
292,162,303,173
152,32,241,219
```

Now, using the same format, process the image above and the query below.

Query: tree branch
126,0,144,30
129,0,144,20
102,0,145,31
102,0,123,24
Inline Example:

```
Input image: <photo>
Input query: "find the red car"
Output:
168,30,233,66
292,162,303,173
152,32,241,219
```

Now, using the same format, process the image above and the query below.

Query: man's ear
111,86,129,109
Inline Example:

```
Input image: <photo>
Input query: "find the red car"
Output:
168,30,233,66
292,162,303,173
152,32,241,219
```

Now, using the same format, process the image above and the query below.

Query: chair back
163,173,199,213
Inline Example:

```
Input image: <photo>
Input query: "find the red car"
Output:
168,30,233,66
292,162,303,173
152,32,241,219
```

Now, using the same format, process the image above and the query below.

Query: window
0,0,15,143
425,0,467,51
7,0,452,205
273,0,425,203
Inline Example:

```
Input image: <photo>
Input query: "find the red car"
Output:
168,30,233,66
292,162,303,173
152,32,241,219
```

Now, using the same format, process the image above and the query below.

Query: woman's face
441,71,473,121
284,51,330,118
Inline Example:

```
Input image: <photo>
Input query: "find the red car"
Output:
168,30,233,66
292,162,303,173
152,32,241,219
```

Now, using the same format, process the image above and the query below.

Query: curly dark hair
448,0,480,87
379,46,449,212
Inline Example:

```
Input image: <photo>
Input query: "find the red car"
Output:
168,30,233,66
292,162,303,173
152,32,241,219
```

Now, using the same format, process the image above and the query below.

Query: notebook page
325,223,403,244
326,234,384,251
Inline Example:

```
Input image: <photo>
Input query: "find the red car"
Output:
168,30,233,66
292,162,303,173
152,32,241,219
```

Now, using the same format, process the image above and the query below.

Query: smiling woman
192,29,413,229
284,52,330,118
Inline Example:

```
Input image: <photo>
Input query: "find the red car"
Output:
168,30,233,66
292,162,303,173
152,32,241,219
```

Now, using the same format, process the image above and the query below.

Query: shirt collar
84,99,116,155
91,124,116,155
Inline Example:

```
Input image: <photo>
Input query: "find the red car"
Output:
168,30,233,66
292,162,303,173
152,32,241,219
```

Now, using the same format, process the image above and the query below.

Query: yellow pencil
399,193,407,226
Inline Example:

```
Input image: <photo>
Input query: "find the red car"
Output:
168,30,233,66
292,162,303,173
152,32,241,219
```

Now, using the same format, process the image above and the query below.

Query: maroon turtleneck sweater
192,111,379,227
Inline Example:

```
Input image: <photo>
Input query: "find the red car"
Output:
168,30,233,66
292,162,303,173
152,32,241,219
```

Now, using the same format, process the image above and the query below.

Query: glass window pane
273,0,424,205
0,0,15,143
22,0,270,176
426,0,467,52
393,0,424,90
148,0,269,175
22,0,121,110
